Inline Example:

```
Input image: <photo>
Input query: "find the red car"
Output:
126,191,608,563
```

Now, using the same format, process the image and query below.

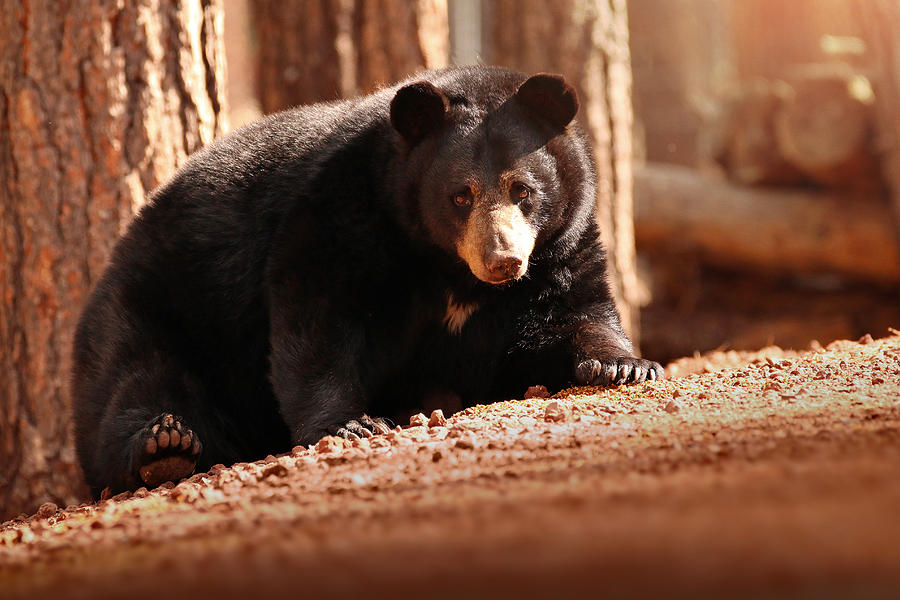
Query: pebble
428,409,447,428
858,333,874,345
260,463,288,479
315,436,342,454
36,503,58,519
543,401,566,422
455,438,475,450
524,385,551,399
664,401,679,414
175,483,205,502
409,413,428,427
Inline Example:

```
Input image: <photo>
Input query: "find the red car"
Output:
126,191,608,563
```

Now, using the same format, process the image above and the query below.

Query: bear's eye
452,190,473,208
510,183,531,202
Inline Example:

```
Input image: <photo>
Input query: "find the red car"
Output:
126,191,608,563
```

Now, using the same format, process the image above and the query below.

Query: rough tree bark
485,0,642,348
251,0,449,113
0,0,227,519
858,0,900,260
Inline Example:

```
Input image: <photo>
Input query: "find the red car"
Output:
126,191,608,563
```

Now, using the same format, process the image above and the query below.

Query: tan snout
457,204,535,284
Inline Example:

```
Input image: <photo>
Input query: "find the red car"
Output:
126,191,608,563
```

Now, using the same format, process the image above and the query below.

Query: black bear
72,66,663,497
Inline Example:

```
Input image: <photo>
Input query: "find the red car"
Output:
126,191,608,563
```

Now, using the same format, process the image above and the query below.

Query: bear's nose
485,254,522,282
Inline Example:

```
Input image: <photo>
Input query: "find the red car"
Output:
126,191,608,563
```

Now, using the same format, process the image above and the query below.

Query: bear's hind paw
136,413,202,489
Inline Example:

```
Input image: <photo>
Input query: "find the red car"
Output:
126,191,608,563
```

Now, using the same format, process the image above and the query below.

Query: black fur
72,66,662,497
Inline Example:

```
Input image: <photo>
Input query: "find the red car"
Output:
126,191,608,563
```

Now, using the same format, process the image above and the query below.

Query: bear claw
576,356,664,387
135,413,201,489
328,415,393,440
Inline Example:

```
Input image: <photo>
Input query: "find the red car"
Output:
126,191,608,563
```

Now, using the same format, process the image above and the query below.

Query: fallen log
705,80,806,186
773,73,880,191
633,163,900,285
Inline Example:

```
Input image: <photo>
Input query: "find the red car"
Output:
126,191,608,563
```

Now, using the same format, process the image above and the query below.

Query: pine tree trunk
0,0,227,520
251,0,449,113
485,0,642,347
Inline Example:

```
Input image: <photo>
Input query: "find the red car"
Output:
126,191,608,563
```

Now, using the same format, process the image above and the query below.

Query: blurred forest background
1,0,899,519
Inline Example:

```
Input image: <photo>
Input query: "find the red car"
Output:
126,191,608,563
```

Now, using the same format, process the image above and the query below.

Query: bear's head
389,69,593,286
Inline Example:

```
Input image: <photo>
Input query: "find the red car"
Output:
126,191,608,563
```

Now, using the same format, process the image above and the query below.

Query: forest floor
2,333,900,599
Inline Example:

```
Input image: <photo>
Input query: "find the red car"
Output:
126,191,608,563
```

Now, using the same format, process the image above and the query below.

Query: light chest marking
444,294,479,335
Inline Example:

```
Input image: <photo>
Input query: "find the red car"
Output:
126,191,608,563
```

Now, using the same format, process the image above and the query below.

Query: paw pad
136,413,202,489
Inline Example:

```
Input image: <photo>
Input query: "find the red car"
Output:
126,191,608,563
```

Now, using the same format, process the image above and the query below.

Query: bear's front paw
327,414,393,441
134,413,202,489
575,356,664,387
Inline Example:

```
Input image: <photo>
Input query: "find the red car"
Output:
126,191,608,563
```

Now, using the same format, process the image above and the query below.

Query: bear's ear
390,81,450,145
515,73,579,130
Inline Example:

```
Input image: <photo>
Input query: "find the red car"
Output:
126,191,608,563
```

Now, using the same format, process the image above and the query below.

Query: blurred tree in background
251,0,449,112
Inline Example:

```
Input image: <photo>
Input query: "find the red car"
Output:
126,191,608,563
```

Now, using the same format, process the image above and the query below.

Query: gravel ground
2,332,899,599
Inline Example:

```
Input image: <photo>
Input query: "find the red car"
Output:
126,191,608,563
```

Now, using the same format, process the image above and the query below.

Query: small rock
315,436,342,454
409,413,428,427
664,401,679,414
36,502,58,519
858,333,874,345
524,385,551,399
543,400,566,422
428,409,447,428
455,437,475,450
432,450,443,462
872,376,885,385
261,463,289,479
170,483,200,503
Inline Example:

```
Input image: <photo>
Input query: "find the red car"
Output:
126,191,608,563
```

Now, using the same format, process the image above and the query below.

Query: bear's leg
84,359,210,496
266,280,395,446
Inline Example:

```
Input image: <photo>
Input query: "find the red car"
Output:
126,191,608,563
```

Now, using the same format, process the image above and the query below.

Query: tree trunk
485,0,642,348
0,0,227,520
858,0,900,258
251,0,449,113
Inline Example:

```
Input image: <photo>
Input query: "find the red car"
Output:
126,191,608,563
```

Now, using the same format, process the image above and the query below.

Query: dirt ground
2,333,900,599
